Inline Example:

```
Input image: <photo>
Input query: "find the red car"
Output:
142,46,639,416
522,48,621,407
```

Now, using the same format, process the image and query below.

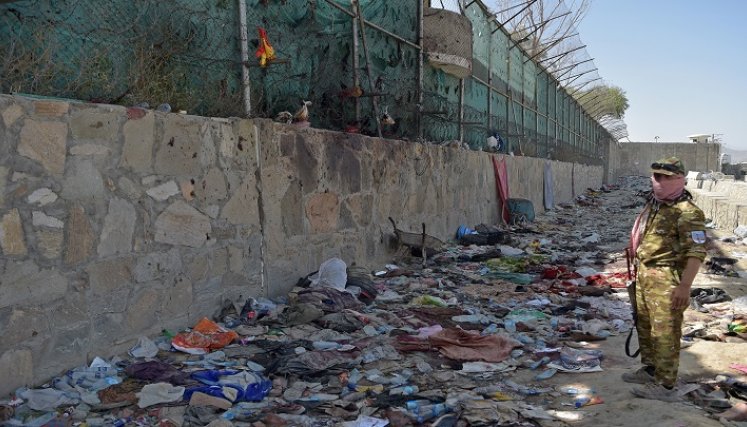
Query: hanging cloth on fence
256,28,276,67
543,161,555,210
492,156,510,224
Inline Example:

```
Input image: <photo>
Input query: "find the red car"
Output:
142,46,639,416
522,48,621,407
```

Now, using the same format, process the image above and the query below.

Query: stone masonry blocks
18,119,68,175
155,201,212,247
221,178,260,226
1,103,24,128
0,306,51,350
61,158,106,202
0,208,27,256
0,94,610,397
0,260,68,309
98,198,137,256
305,192,340,233
0,349,34,394
155,115,203,176
33,100,69,117
64,205,95,266
121,111,155,172
69,108,122,143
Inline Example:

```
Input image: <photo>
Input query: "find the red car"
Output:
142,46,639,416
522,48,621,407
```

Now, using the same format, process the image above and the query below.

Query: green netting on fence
0,0,611,162
0,0,420,137
1,0,242,116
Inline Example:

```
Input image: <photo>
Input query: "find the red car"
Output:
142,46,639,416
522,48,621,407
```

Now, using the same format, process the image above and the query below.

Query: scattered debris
3,176,746,426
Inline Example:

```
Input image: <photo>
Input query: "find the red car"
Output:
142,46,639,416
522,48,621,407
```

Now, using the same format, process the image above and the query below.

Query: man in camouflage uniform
622,157,707,401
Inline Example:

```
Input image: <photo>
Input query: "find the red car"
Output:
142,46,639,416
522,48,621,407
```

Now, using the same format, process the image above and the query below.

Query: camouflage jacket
635,193,707,268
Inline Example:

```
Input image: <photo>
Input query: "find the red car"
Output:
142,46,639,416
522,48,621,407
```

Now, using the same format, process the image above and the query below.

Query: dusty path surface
526,180,747,427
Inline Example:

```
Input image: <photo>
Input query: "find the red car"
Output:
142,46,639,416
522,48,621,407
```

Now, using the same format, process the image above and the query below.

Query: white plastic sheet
17,388,78,412
129,336,159,359
310,257,348,291
136,383,185,408
341,415,389,427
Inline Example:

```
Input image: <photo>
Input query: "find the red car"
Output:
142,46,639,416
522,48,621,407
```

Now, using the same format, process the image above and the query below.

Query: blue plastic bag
189,369,272,402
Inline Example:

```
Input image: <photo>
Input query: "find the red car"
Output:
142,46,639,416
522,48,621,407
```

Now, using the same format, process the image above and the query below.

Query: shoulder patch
691,230,706,244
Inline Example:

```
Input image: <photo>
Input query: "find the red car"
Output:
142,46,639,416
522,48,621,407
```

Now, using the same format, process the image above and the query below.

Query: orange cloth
255,27,275,67
171,317,238,355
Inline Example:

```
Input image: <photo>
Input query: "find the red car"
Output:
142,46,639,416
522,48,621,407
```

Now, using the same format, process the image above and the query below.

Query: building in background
688,134,715,144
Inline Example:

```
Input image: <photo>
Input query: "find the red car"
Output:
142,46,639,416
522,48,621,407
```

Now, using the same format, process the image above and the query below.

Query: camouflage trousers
635,264,686,388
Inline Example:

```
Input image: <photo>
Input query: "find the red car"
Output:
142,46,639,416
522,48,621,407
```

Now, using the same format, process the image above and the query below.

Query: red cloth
586,272,628,289
491,156,510,224
542,266,567,279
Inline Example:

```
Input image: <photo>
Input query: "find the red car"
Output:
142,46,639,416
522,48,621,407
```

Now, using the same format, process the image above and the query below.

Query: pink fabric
430,328,520,362
651,174,685,202
630,174,686,252
492,156,510,223
629,204,651,253
396,328,521,362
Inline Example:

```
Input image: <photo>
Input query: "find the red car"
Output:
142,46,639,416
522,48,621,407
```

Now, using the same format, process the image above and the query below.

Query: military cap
651,156,686,176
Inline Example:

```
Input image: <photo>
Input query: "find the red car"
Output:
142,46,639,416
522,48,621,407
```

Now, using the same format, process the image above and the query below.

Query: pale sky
435,0,747,151
577,0,747,150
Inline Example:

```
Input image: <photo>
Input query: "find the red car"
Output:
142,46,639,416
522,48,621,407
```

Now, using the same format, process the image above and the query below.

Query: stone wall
608,142,720,180
0,94,603,395
257,130,602,292
0,95,264,394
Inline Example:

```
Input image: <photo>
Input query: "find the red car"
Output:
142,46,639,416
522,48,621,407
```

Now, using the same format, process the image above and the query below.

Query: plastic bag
190,370,273,402
310,258,348,291
129,336,159,359
559,347,603,370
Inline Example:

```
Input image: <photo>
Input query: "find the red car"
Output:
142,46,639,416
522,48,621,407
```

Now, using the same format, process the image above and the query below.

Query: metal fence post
418,0,424,140
238,0,251,117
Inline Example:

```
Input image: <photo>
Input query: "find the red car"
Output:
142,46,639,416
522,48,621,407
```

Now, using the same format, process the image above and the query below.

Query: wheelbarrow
388,217,445,267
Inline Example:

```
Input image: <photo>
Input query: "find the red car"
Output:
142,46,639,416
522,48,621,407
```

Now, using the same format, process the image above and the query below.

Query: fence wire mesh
1,0,615,162
1,0,243,116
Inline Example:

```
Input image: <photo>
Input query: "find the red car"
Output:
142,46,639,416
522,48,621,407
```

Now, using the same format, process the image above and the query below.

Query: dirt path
527,183,747,427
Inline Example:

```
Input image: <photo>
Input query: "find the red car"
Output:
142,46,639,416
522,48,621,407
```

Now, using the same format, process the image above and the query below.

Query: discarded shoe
691,394,732,413
631,383,680,402
622,367,654,384
690,287,731,312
